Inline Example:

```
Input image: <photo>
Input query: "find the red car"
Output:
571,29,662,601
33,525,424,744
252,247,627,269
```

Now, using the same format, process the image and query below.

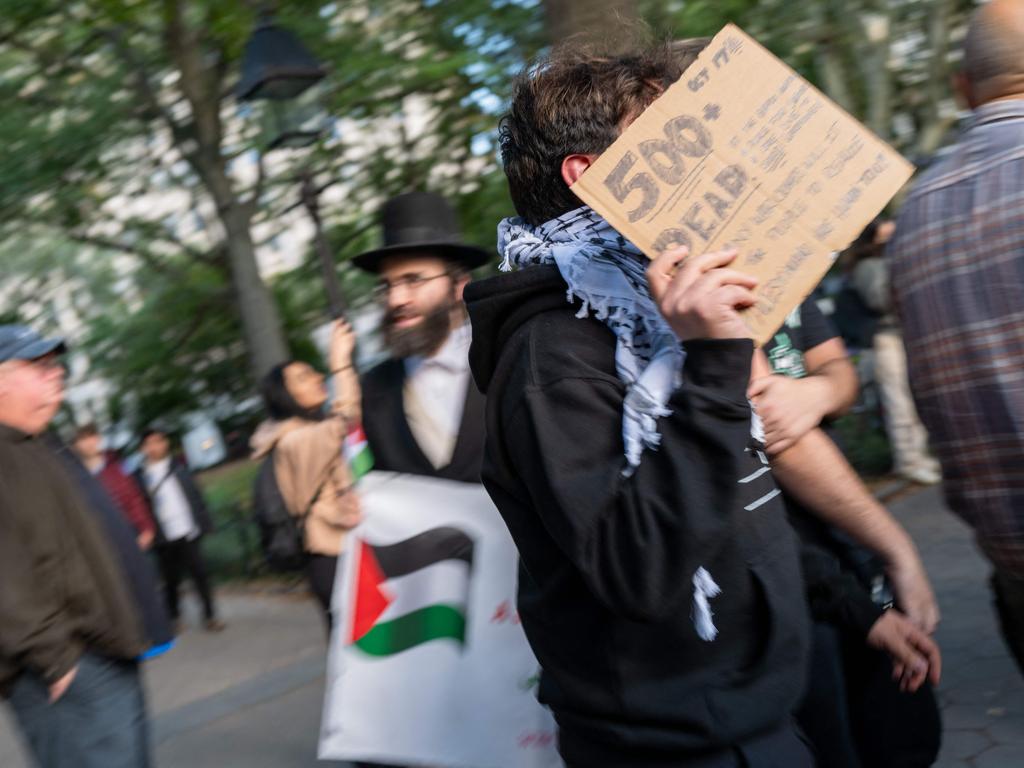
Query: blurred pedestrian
72,423,157,550
466,38,938,767
134,426,225,633
355,192,489,484
250,320,362,622
757,298,942,768
888,0,1024,673
59,436,175,662
467,42,815,767
850,219,942,485
351,194,489,768
0,324,151,768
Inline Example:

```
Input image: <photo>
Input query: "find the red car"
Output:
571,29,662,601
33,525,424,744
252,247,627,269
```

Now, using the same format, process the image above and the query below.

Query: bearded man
356,191,489,483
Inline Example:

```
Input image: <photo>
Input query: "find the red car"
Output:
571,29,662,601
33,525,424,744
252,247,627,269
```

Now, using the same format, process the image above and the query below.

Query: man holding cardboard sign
466,30,938,767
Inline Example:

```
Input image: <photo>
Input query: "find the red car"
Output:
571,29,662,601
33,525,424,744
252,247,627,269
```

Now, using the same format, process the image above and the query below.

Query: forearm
804,359,858,419
771,428,916,565
331,364,362,424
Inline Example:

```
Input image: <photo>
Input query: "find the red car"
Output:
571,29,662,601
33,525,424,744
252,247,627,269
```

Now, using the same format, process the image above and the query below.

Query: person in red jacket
72,423,156,551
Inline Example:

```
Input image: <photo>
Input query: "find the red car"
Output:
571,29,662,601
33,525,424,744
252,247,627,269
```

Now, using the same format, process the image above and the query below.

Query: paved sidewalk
0,591,349,768
2,484,1022,766
890,485,1024,768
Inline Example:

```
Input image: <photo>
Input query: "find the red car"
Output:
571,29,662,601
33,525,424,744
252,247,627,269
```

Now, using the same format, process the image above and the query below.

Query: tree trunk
542,0,640,51
816,43,856,114
812,2,856,114
858,8,893,141
220,203,289,378
163,0,288,380
915,0,954,156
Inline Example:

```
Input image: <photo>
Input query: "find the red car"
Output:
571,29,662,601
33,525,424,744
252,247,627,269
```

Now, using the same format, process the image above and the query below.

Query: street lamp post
300,170,346,318
237,15,347,318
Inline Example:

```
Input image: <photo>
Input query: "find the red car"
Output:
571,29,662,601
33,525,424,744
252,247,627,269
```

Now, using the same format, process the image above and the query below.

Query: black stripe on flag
372,526,474,580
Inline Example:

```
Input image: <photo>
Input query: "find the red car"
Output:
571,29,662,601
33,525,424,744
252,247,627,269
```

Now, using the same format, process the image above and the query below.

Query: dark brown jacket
0,425,145,697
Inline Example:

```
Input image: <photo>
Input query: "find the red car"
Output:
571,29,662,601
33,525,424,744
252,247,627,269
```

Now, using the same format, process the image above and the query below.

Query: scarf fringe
692,567,722,642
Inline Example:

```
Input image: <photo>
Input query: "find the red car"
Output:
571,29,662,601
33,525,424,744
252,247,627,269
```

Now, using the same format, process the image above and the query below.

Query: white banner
319,471,562,768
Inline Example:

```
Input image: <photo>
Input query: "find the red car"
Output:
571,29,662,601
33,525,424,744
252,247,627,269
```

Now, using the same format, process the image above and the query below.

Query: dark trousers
307,553,338,629
993,568,1024,675
8,653,150,768
798,621,941,768
559,723,813,768
156,537,216,621
797,624,859,768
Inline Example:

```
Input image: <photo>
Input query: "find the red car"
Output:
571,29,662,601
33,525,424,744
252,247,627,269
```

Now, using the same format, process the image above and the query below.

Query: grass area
195,460,262,582
833,412,893,478
198,459,259,513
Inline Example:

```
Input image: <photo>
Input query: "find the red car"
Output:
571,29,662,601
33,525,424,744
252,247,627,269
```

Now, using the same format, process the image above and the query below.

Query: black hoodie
465,265,811,767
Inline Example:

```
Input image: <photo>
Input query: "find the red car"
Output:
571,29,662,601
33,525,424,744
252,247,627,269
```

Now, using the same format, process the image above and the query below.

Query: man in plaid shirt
889,0,1024,673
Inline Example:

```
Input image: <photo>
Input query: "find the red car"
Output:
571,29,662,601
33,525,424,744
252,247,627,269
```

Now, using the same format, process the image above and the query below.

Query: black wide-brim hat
352,191,491,273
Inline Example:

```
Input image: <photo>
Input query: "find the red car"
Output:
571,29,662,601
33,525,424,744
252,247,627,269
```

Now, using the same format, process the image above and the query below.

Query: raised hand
647,246,757,341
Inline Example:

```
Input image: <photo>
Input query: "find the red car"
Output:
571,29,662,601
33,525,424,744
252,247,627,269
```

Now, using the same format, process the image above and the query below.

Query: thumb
747,376,772,399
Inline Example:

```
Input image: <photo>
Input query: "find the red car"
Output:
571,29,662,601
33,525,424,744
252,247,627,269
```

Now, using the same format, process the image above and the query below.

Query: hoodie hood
465,265,579,395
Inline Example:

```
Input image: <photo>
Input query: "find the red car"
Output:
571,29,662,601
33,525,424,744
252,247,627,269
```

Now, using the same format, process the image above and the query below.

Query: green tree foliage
0,0,543,428
0,0,543,383
1,0,978,432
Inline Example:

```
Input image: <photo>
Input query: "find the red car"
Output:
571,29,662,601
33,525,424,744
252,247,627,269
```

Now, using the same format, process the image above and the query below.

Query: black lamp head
237,18,325,102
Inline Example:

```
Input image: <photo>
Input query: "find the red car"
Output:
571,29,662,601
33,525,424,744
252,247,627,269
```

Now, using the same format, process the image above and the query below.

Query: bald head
962,0,1024,105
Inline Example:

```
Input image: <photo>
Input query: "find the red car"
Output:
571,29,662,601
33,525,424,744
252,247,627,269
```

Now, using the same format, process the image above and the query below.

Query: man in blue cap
0,324,152,768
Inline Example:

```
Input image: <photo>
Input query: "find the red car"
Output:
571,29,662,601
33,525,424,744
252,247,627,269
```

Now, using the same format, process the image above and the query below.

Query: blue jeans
7,653,150,768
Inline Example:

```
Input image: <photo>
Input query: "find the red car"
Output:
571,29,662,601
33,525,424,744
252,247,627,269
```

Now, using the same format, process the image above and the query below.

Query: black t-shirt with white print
762,297,836,380
761,296,884,634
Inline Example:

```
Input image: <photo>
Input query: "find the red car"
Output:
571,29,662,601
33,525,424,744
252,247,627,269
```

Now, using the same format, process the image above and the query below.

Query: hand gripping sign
572,24,914,345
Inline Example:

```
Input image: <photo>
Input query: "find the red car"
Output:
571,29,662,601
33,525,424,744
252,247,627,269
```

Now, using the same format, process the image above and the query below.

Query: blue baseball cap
0,325,66,363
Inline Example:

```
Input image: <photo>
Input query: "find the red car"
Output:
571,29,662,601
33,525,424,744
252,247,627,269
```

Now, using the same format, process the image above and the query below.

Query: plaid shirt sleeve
888,100,1024,574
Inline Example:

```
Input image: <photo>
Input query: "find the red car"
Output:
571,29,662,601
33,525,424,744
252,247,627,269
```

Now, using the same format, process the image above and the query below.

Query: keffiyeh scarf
498,205,721,641
499,205,684,474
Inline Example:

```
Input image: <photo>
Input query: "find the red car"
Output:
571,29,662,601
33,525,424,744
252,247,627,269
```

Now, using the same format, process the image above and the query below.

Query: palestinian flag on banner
343,423,374,480
348,526,474,656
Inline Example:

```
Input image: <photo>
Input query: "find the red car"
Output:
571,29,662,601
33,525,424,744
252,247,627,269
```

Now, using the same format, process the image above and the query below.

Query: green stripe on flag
348,445,374,480
354,604,466,656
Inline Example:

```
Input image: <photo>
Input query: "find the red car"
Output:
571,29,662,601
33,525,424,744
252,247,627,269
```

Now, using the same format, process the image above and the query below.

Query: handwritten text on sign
572,24,914,344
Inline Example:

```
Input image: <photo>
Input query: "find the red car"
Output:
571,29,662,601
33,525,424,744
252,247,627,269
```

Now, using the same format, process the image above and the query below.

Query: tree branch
100,25,199,156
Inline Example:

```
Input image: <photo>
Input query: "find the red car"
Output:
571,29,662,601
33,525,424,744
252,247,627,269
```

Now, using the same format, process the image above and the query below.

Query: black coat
54,443,174,651
465,266,811,767
360,357,485,484
134,460,214,545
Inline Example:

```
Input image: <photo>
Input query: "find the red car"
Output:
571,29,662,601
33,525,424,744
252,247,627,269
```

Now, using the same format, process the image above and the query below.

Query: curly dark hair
499,38,710,226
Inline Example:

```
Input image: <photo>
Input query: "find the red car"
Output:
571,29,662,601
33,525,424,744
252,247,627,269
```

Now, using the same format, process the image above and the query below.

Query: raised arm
328,320,362,424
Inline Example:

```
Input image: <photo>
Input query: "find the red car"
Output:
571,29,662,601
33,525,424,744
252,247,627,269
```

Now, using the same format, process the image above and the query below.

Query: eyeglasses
372,272,450,302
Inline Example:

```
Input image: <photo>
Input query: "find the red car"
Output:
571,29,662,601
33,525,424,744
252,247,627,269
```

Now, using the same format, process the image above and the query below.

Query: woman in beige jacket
251,321,362,621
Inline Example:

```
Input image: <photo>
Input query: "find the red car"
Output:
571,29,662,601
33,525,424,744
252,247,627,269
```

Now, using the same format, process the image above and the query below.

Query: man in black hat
0,324,152,768
355,191,490,484
350,192,489,768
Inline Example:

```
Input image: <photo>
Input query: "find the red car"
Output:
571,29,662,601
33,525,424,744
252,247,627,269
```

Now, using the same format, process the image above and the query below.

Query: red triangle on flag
349,539,393,644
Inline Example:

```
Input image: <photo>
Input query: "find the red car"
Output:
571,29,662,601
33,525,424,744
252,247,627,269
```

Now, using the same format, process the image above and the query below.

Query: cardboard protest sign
572,24,914,344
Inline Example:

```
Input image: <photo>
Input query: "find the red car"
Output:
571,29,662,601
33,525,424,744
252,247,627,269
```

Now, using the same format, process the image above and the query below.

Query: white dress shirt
144,457,198,542
403,323,472,468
